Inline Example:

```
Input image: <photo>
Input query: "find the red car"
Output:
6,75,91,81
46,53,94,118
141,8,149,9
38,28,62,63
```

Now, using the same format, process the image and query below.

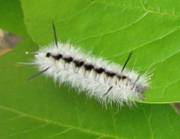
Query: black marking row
46,52,127,80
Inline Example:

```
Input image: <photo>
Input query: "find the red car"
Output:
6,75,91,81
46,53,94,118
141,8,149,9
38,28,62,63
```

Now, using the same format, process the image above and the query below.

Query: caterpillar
31,23,150,105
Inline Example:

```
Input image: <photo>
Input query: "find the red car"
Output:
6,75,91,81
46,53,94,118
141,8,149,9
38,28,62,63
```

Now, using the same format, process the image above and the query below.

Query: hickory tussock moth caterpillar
31,23,150,105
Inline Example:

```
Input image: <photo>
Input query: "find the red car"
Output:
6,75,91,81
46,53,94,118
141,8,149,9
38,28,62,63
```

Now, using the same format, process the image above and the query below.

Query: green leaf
20,0,180,103
0,0,28,36
1,0,180,138
0,40,180,139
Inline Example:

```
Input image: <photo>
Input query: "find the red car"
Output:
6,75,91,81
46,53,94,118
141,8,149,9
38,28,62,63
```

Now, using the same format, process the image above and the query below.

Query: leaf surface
1,0,180,138
20,0,180,103
0,37,180,139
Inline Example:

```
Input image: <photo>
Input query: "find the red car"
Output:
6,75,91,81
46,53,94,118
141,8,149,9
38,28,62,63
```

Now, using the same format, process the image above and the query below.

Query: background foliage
0,0,180,138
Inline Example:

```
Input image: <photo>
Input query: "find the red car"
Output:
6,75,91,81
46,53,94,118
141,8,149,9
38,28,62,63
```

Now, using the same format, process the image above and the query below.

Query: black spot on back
53,54,62,60
84,64,94,71
122,75,127,79
46,52,51,57
117,75,127,80
63,57,73,63
95,68,105,73
105,71,116,77
74,60,84,67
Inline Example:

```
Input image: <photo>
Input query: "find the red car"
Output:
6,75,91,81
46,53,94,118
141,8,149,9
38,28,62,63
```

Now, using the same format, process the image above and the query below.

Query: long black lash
52,21,58,48
103,86,113,97
121,52,133,73
132,74,141,89
28,67,50,80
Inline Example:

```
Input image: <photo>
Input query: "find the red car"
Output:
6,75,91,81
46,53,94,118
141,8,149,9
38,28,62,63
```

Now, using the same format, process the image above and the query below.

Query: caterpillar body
34,42,150,105
30,23,151,105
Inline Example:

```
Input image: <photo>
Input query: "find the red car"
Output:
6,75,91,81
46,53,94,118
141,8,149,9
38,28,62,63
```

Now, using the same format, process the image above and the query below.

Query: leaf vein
0,105,120,139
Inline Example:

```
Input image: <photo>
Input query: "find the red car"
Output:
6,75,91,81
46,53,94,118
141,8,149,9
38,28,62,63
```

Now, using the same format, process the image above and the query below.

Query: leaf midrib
0,104,119,139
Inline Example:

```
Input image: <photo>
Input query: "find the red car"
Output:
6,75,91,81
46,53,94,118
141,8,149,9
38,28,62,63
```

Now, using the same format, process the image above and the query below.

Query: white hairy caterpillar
30,23,150,105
